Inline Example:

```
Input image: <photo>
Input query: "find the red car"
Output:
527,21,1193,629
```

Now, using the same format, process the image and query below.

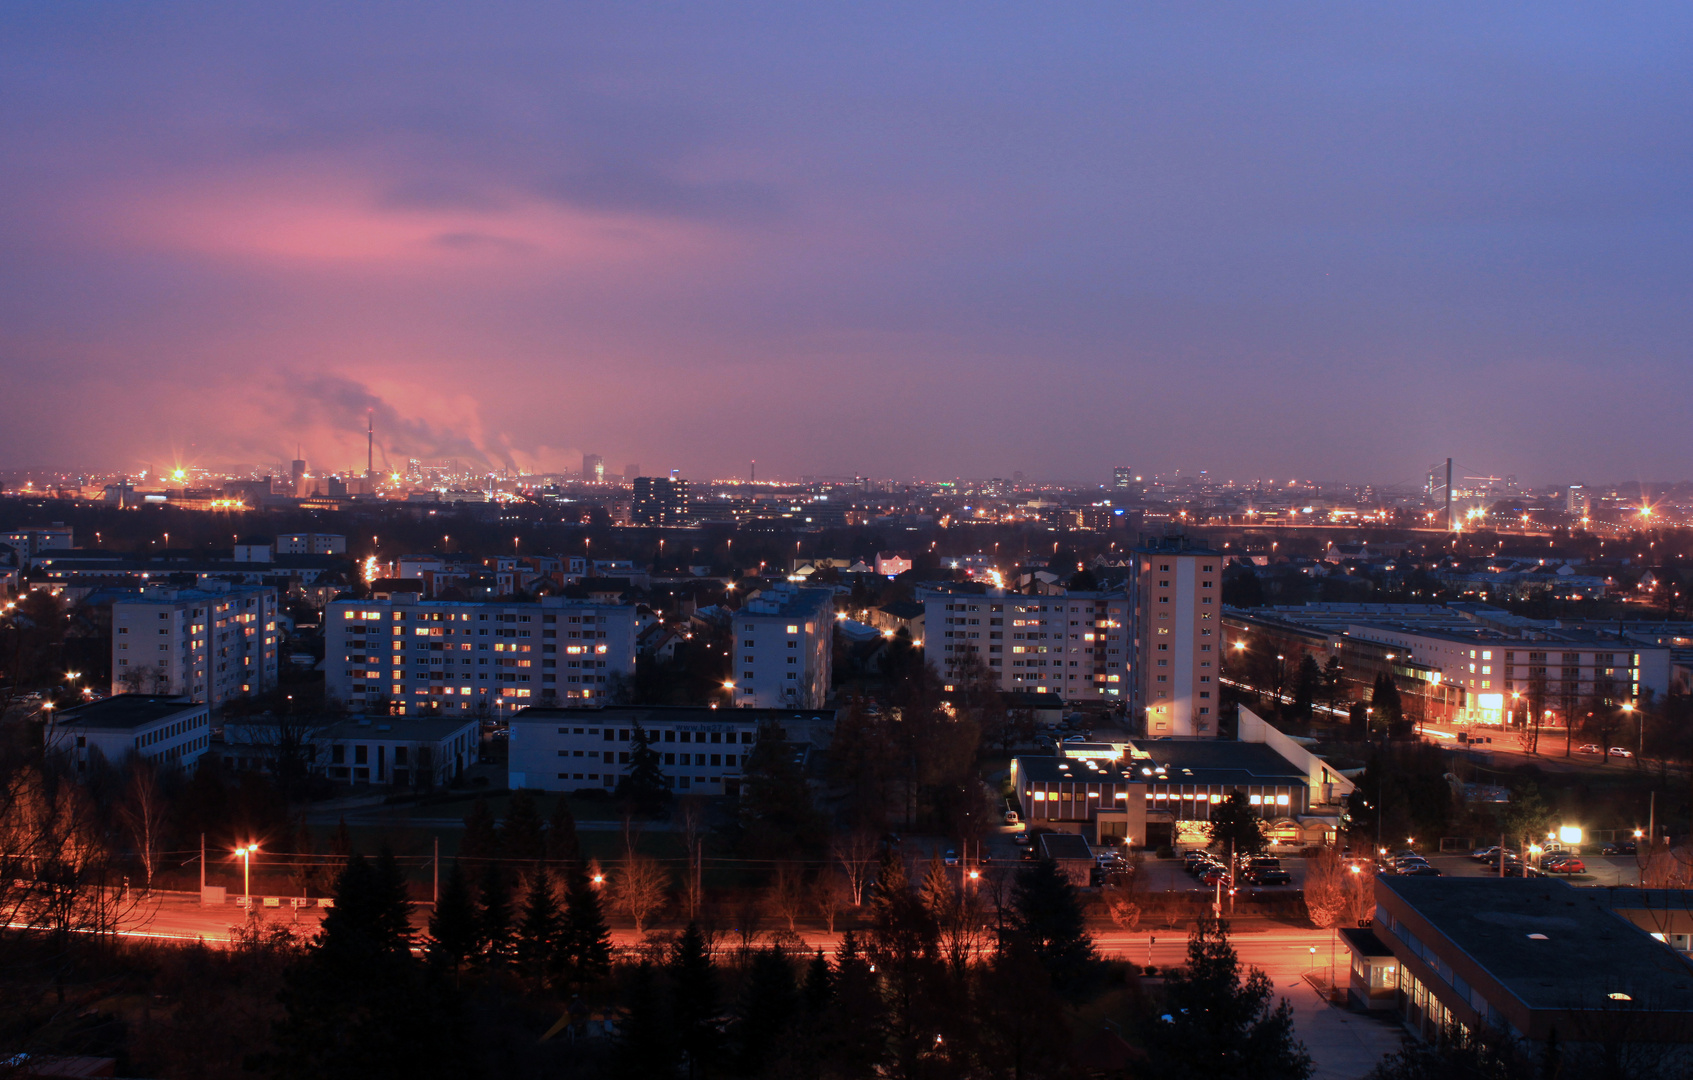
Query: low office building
324,594,638,715
111,585,280,707
732,583,833,709
313,716,479,788
1009,707,1353,848
1354,876,1693,1052
49,694,211,772
924,586,1131,702
507,704,835,796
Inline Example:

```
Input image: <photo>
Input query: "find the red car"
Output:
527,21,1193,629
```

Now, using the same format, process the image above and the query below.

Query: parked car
1400,865,1443,877
1602,840,1637,856
1199,867,1231,886
1471,845,1504,861
1543,854,1585,874
1575,743,1603,754
1012,833,1030,847
944,849,959,866
1244,860,1292,886
1608,747,1634,759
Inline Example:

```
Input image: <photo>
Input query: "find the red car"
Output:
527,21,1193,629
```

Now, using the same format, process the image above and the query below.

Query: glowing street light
235,843,259,911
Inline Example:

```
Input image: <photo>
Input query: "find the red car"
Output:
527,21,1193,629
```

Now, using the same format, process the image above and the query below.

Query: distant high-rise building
1568,484,1590,516
632,476,690,525
583,454,604,483
623,463,640,483
290,455,307,498
1113,467,1133,490
1131,535,1223,737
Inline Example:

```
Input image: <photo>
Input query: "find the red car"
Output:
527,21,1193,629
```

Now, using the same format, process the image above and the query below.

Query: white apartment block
277,532,347,555
324,595,639,715
507,705,836,795
926,588,1131,700
1345,624,1661,726
1131,537,1225,737
732,584,832,708
49,694,212,774
112,585,280,708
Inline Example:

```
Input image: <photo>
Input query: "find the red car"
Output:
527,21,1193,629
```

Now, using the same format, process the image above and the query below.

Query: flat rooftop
1015,738,1308,787
1379,876,1693,1011
514,704,834,727
56,694,201,730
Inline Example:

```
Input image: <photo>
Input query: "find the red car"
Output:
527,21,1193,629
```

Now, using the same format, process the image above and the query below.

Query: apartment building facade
925,587,1131,701
733,583,832,708
1130,536,1224,736
324,594,638,715
508,704,835,795
111,585,280,708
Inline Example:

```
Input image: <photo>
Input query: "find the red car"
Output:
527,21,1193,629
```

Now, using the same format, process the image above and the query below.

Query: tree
476,860,514,967
1147,915,1312,1080
833,830,880,907
1291,655,1322,720
616,722,671,816
560,870,612,987
740,721,827,857
1322,656,1345,717
1208,791,1268,857
1500,781,1553,859
500,789,546,865
811,868,852,933
545,795,582,872
1302,847,1348,929
671,921,721,1078
1006,856,1096,995
733,947,798,1076
272,850,467,1080
866,854,945,1080
426,861,478,976
460,796,500,874
822,932,887,1078
514,870,562,988
610,852,669,934
614,962,677,1080
766,860,808,932
119,759,168,891
1371,673,1404,734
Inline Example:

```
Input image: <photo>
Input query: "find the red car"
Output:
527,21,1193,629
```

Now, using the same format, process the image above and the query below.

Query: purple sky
3,5,1691,485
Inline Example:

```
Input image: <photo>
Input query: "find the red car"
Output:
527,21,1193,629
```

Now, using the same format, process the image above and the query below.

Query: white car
1608,747,1634,758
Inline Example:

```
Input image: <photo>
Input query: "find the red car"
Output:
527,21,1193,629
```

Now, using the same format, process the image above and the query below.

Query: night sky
3,5,1690,484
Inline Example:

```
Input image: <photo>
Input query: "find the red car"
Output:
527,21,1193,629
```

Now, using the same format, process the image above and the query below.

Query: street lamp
235,843,259,911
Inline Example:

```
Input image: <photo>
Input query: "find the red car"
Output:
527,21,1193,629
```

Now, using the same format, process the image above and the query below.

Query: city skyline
4,7,1692,482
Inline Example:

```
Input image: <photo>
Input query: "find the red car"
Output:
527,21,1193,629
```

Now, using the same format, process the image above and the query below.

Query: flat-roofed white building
732,583,832,708
49,694,212,774
507,704,835,795
324,594,638,715
112,585,280,707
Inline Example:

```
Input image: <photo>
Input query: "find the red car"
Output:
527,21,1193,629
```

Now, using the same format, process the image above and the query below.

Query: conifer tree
514,871,562,988
460,796,500,874
614,962,677,1080
734,947,798,1076
802,949,834,1015
477,860,514,967
501,788,546,864
426,860,478,975
670,921,720,1078
1006,855,1096,997
546,795,583,872
560,869,612,987
616,722,670,816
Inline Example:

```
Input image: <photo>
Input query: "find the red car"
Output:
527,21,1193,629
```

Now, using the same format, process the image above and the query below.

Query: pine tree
515,871,562,988
560,870,612,987
546,795,583,873
616,722,670,816
614,962,678,1080
1006,855,1097,996
477,860,514,968
802,949,834,1016
1208,791,1269,857
670,921,720,1078
1149,915,1312,1080
460,796,500,874
823,932,886,1078
272,850,467,1079
502,789,546,865
734,947,797,1076
426,860,478,975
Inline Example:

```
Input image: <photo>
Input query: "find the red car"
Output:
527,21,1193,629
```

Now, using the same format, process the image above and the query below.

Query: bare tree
610,854,670,934
1102,888,1141,932
1302,847,1348,929
765,861,807,933
810,869,852,934
119,759,167,891
679,795,707,921
833,830,879,907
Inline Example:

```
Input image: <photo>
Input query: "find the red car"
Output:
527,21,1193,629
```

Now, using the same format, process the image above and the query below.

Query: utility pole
200,833,206,893
433,836,439,906
1444,458,1453,531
